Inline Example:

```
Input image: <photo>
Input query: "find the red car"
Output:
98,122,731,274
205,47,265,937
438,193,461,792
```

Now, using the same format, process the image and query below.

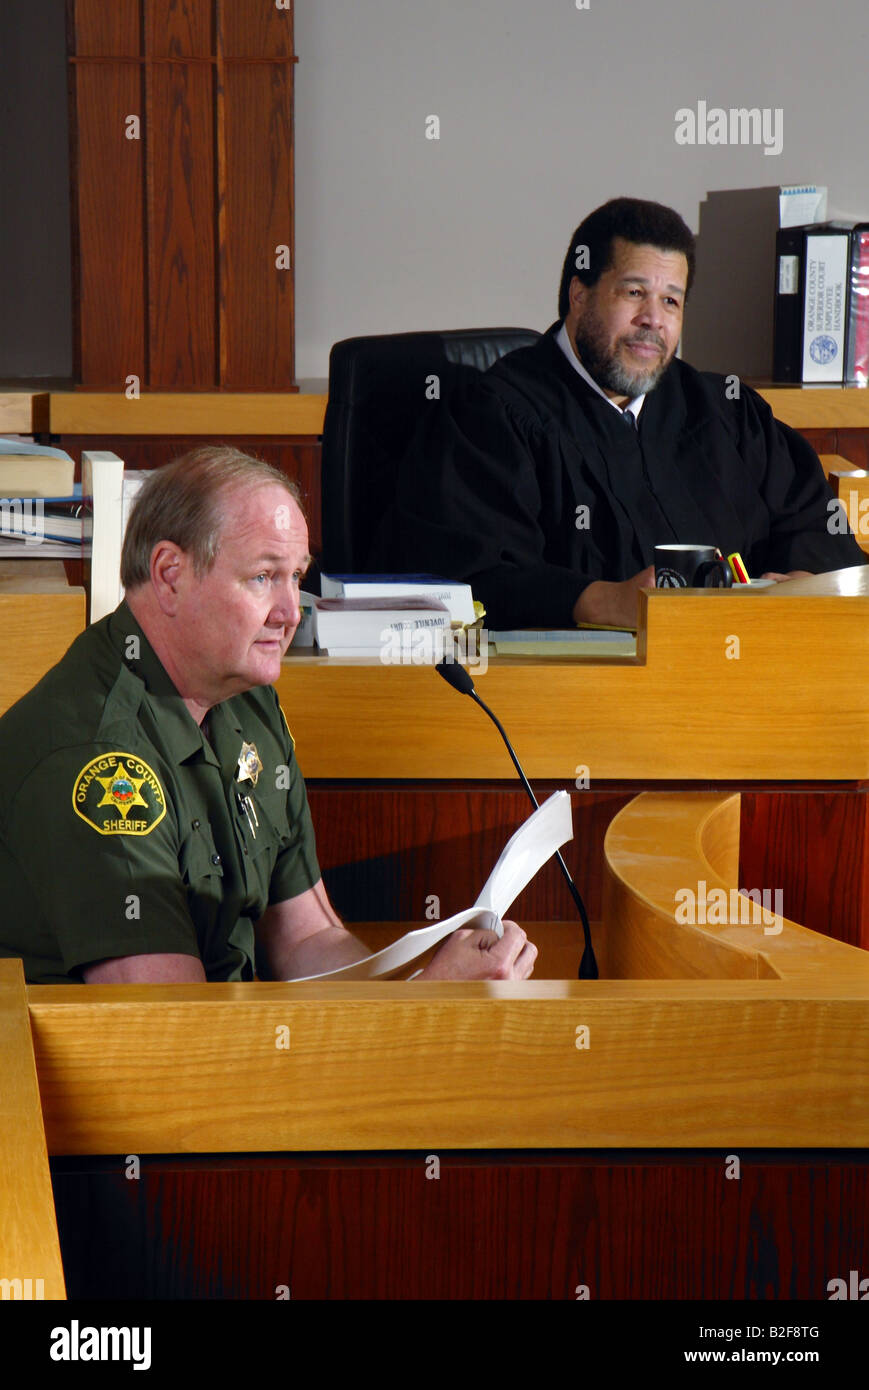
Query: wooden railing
0,960,66,1299
5,785,868,1296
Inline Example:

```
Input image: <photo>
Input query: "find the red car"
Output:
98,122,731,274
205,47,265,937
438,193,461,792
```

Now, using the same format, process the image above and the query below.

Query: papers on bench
288,790,574,981
491,628,637,657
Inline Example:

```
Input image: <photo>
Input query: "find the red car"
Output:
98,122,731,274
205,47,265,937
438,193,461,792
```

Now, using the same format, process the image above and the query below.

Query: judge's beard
572,309,673,399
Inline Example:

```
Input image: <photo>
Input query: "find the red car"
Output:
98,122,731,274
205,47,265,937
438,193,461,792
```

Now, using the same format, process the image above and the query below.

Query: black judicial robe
392,323,867,628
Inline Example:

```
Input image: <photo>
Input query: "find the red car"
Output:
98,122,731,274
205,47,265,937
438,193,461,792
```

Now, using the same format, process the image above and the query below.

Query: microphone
436,660,598,979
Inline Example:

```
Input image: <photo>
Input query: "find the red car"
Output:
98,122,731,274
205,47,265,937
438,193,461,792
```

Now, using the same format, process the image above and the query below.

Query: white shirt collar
555,321,645,422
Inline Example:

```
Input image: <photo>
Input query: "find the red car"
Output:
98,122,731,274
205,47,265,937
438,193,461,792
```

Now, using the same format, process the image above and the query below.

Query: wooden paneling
796,428,838,457
306,784,865,951
146,0,213,57
602,791,868,981
836,430,869,471
220,63,295,387
71,64,147,386
0,961,66,1299
147,60,217,385
54,435,321,550
70,0,141,56
68,1,297,390
740,791,869,950
308,784,630,925
49,1150,869,1300
220,0,295,59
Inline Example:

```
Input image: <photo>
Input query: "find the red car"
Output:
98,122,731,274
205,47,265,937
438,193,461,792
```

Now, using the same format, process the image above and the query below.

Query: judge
393,197,867,629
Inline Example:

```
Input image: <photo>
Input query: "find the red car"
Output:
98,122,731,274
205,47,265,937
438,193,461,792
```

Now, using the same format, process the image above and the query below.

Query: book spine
316,613,450,647
846,226,869,385
773,225,804,383
801,231,849,382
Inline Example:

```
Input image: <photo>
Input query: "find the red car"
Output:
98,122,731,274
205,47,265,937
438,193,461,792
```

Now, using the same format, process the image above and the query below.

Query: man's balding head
121,446,305,592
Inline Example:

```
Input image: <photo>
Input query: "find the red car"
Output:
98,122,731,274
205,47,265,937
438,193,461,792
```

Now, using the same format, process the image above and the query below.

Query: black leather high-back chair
319,328,540,573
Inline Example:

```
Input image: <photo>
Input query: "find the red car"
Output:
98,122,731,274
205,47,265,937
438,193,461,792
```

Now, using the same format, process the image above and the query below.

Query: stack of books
294,573,475,657
0,442,81,558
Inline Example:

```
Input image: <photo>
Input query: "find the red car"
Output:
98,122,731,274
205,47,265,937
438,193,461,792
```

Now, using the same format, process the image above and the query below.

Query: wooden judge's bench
2,566,868,1300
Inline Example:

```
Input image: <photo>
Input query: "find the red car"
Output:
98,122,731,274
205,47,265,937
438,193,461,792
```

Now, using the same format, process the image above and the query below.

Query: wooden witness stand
2,568,868,1299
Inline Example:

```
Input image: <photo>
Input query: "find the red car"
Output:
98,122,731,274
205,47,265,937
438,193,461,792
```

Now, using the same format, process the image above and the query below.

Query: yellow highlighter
727,552,750,584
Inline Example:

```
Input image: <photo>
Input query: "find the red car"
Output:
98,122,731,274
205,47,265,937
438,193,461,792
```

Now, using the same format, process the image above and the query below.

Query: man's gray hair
120,446,304,590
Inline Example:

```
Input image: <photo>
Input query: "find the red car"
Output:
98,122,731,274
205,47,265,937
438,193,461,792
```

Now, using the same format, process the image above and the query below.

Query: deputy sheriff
0,447,536,984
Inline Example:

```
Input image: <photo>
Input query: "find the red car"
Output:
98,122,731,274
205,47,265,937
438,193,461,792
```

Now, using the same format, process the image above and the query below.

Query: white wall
294,0,869,378
2,1,866,382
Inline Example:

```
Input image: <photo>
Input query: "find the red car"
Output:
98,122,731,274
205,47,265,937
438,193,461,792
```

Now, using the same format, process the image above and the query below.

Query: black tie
622,409,637,429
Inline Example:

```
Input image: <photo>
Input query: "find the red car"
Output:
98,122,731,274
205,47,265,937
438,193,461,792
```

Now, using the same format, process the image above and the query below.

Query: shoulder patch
72,752,167,836
278,703,295,753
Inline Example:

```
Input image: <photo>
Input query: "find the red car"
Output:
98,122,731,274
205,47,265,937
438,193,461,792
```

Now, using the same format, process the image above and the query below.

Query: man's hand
572,566,654,629
417,919,537,981
760,570,813,581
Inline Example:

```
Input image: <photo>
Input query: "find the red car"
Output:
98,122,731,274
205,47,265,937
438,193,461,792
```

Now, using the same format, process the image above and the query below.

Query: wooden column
68,0,297,390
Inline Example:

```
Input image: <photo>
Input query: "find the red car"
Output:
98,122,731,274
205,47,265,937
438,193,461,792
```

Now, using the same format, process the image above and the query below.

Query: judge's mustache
622,330,667,352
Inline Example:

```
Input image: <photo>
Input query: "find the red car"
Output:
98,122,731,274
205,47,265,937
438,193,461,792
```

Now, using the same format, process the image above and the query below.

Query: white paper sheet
287,790,574,981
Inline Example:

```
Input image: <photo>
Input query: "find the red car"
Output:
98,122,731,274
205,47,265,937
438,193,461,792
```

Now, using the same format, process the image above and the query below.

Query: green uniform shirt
0,600,321,983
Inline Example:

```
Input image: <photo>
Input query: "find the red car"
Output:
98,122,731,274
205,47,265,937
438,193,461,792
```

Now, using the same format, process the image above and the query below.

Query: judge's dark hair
558,197,696,319
121,445,305,590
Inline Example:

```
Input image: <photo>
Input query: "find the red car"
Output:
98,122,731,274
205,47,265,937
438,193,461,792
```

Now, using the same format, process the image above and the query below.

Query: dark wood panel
220,64,295,388
70,0,142,57
219,0,295,58
146,0,213,58
306,784,869,947
740,792,869,949
800,429,839,456
147,62,217,386
836,430,869,471
68,1,297,391
306,785,629,925
56,435,321,551
50,1150,869,1299
72,66,147,387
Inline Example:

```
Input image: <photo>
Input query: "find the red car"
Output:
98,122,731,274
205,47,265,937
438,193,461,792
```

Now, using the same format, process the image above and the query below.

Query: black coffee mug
655,544,733,589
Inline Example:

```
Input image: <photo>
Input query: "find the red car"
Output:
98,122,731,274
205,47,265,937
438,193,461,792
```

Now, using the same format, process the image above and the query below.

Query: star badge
95,760,149,822
237,741,264,787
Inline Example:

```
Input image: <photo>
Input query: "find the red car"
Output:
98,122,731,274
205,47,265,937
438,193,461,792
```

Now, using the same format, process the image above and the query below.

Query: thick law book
304,593,451,655
319,572,476,626
773,222,853,382
288,791,573,981
0,439,75,498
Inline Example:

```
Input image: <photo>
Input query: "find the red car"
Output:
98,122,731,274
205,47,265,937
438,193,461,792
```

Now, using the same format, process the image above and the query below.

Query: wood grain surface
278,575,869,780
67,0,298,391
0,961,66,1298
49,1148,869,1299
